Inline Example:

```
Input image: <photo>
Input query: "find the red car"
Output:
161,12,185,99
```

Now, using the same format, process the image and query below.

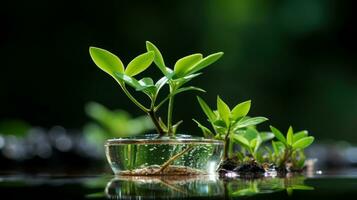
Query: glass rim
105,138,224,145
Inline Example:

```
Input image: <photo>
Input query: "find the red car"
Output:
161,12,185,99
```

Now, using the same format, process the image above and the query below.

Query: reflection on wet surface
1,170,357,199
104,175,314,199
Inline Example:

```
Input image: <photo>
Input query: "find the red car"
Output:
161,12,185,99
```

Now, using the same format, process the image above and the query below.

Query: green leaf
173,73,202,88
89,47,124,77
193,119,214,138
296,151,306,169
272,141,285,155
174,54,202,78
158,117,168,132
242,127,258,142
260,132,275,142
250,138,258,150
232,134,250,149
125,51,154,76
293,136,314,150
186,52,224,75
145,41,167,75
113,72,141,89
138,77,154,86
231,100,251,120
217,96,230,126
197,96,216,122
155,76,169,92
270,125,287,144
213,119,227,128
287,126,294,146
172,86,205,97
235,117,268,129
172,120,183,134
293,130,308,143
136,78,156,98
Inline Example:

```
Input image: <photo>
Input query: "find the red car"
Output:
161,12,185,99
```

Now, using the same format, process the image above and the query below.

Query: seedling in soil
233,127,274,163
193,96,268,160
268,126,315,171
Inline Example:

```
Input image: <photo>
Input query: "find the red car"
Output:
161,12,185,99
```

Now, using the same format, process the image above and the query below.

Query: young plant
193,96,268,160
89,41,223,137
146,41,223,135
269,126,314,170
233,127,274,163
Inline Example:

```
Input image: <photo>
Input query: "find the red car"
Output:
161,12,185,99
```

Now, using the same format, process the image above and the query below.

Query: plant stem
167,86,175,135
228,139,234,159
223,125,231,160
159,145,194,172
120,84,149,112
148,109,165,137
280,147,292,168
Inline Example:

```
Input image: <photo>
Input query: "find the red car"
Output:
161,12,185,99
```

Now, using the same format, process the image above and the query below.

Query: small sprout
232,127,274,163
269,125,314,170
194,96,268,160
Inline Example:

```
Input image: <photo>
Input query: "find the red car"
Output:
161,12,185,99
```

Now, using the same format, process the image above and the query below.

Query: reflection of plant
89,42,223,137
228,176,314,197
193,96,268,160
269,126,314,170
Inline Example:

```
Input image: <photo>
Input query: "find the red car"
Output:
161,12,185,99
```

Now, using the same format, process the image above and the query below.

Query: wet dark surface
1,169,357,200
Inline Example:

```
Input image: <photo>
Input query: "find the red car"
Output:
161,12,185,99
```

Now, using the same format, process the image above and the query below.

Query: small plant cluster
194,97,314,173
89,41,314,175
90,41,223,137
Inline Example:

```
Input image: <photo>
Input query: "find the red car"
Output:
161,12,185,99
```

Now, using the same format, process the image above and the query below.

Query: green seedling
89,41,223,137
193,96,268,160
269,125,314,169
233,127,274,163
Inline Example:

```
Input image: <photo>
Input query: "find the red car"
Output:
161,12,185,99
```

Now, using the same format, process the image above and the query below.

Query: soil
119,165,206,176
218,159,269,178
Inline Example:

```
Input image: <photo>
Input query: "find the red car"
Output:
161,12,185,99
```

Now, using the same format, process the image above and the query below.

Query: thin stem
167,85,175,135
119,84,165,136
120,84,149,112
154,95,170,112
223,125,231,160
148,109,165,137
228,139,234,159
280,146,292,168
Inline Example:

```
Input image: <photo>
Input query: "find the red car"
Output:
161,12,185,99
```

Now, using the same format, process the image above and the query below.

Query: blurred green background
1,0,356,142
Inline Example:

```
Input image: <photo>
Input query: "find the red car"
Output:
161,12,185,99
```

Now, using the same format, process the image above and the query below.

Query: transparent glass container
105,134,224,175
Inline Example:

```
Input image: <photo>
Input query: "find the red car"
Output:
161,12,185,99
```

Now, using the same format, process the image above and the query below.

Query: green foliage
125,51,154,76
90,41,223,136
83,102,154,151
193,96,268,160
232,127,274,162
89,41,316,171
269,125,314,169
194,97,315,169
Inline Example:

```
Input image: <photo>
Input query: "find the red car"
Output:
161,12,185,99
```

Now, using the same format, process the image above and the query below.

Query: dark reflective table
1,169,357,199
